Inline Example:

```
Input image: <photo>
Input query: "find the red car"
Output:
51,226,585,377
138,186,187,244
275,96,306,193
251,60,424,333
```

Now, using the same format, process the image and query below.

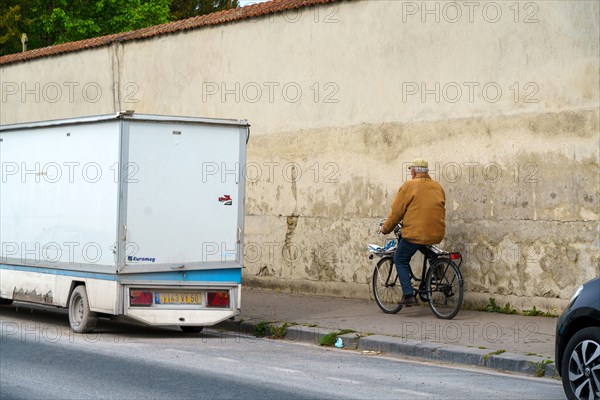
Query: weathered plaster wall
242,109,599,312
1,0,598,311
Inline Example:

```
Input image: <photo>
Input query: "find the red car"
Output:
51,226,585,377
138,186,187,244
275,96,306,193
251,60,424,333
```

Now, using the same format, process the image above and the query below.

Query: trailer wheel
69,286,98,333
0,298,13,305
180,326,204,333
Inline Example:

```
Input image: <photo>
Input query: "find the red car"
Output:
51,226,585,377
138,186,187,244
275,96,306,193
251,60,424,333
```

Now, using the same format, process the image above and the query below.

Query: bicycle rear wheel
426,258,464,319
372,257,404,314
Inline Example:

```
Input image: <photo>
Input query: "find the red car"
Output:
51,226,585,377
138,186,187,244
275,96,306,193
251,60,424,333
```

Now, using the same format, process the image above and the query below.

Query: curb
215,319,558,379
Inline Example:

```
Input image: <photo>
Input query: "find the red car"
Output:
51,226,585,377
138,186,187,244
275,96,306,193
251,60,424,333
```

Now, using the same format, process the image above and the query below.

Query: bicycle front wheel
426,258,464,319
372,257,404,314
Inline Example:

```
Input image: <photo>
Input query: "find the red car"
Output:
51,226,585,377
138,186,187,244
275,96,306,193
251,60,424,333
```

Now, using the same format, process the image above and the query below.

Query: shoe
402,295,417,307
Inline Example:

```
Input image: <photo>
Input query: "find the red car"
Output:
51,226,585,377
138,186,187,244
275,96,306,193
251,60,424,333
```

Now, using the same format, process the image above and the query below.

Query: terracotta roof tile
0,0,342,65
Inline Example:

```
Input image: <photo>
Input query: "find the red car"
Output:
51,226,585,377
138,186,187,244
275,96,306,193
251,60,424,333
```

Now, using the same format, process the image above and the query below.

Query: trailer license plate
155,292,202,305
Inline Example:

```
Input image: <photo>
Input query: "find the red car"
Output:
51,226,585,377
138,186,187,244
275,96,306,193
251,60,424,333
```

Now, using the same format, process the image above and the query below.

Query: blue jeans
393,239,424,297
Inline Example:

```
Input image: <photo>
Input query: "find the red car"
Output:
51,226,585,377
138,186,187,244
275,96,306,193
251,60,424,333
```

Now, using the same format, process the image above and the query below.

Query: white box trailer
0,112,248,333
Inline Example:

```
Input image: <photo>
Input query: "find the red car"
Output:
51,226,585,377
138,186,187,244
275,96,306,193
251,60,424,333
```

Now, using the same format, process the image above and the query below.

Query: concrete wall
1,0,599,311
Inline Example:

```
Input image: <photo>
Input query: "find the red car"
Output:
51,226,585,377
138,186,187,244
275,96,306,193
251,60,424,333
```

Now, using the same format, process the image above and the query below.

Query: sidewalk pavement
216,288,559,378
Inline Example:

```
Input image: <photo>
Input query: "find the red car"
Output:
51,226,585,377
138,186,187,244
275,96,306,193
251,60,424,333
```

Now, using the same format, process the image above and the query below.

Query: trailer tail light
130,290,153,306
207,291,229,308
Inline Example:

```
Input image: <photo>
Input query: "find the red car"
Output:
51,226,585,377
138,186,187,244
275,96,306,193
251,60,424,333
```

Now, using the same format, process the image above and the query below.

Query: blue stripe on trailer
0,264,242,284
119,268,242,284
0,264,118,281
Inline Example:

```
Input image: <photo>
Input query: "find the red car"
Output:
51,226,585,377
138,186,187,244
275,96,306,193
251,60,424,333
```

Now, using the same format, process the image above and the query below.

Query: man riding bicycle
379,158,446,307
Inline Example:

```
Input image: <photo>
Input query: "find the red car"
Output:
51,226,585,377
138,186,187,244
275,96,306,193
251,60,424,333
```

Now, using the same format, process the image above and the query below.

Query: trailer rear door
120,120,246,272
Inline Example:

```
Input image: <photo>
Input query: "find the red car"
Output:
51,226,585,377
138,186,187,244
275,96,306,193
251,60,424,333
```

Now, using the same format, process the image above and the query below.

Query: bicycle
367,221,464,319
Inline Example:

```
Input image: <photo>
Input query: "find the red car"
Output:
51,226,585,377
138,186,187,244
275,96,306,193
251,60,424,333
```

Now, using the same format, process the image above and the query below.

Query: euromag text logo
128,256,156,263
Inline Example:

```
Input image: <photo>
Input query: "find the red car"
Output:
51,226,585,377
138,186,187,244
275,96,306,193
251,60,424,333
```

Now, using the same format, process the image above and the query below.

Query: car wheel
561,326,600,400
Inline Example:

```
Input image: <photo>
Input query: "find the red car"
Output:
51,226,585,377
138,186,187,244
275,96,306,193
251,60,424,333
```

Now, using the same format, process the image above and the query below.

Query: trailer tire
69,286,98,333
180,326,204,333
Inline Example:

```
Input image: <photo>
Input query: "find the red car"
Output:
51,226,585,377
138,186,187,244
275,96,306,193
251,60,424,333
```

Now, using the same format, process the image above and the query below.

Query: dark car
555,276,600,400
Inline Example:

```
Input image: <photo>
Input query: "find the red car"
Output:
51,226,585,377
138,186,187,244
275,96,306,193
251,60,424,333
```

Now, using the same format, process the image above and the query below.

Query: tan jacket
381,173,446,245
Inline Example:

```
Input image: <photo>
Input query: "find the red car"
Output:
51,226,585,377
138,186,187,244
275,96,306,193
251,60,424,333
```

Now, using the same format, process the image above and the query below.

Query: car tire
561,326,600,400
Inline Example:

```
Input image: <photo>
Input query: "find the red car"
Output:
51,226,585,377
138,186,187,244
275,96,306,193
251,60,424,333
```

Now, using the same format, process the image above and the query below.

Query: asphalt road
0,304,565,400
